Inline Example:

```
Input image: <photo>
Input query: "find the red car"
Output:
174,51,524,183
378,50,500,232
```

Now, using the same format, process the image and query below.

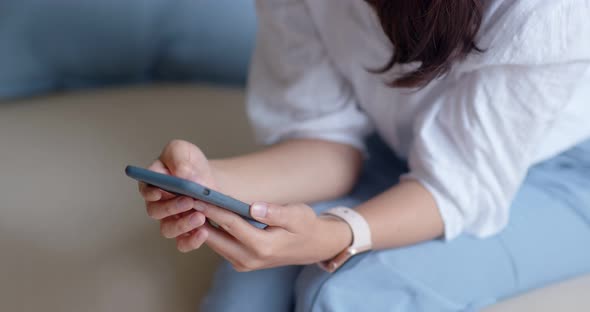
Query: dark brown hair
366,0,484,88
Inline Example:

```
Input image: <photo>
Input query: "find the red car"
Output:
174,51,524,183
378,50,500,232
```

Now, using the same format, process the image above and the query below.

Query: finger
203,223,255,269
200,203,264,247
138,160,175,201
148,159,170,174
160,140,205,181
147,160,176,199
250,202,311,232
173,209,195,220
146,196,194,220
160,211,206,239
176,228,209,253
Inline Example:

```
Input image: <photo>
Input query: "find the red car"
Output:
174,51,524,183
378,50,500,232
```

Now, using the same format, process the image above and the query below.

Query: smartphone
125,165,266,228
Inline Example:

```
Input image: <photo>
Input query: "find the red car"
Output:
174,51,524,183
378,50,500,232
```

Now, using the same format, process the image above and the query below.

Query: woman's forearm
211,139,443,250
211,139,363,204
356,180,444,250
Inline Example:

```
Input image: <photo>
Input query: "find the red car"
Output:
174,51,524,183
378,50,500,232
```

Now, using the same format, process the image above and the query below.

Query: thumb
250,202,309,231
160,140,207,182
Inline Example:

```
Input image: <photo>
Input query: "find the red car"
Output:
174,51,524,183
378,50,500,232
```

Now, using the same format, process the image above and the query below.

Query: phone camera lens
203,188,210,196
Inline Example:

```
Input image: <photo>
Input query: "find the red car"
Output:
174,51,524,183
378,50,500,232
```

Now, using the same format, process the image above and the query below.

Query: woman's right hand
138,139,217,252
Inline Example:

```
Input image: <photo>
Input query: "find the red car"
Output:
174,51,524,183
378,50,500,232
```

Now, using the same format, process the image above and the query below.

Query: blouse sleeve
404,0,590,240
405,62,589,240
246,0,372,151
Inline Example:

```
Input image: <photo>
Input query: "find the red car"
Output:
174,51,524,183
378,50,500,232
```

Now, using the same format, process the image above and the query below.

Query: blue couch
0,0,256,99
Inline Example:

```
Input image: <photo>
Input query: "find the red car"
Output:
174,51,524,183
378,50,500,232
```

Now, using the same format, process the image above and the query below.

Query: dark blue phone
125,165,266,228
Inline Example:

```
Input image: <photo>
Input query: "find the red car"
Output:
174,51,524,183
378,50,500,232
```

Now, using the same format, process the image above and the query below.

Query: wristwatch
318,207,372,273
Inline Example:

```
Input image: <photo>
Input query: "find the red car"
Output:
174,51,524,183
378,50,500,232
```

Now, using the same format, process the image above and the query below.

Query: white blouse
246,0,590,240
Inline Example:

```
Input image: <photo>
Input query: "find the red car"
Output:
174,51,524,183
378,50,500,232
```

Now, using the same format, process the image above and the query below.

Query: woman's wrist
315,215,353,261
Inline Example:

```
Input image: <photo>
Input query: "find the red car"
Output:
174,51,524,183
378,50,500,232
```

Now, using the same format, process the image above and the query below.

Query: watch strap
318,207,372,272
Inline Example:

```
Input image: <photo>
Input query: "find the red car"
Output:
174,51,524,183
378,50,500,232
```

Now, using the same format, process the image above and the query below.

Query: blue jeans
201,135,590,312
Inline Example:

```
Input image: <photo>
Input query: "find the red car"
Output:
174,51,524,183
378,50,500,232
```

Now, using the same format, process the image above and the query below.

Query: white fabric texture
247,0,590,240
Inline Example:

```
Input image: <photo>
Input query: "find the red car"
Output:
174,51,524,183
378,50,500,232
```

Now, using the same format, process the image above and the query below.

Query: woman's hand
137,139,216,252
195,201,353,271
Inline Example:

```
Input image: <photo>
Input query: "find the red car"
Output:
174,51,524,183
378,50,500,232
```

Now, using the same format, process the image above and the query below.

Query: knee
294,253,466,312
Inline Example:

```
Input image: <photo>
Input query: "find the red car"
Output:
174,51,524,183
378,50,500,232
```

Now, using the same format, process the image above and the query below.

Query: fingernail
251,202,268,218
147,190,159,200
178,197,193,209
194,203,206,212
190,213,202,226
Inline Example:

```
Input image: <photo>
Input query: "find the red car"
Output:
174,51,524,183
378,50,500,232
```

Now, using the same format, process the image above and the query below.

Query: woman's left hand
191,202,352,271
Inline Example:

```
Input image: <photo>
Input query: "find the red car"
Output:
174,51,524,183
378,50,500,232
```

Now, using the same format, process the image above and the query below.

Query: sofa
1,84,589,311
0,0,256,99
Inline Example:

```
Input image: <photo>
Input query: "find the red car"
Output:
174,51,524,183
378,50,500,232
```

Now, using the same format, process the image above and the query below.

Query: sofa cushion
0,0,256,99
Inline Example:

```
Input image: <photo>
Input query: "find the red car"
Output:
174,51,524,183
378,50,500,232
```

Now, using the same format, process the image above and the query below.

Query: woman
138,0,590,311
